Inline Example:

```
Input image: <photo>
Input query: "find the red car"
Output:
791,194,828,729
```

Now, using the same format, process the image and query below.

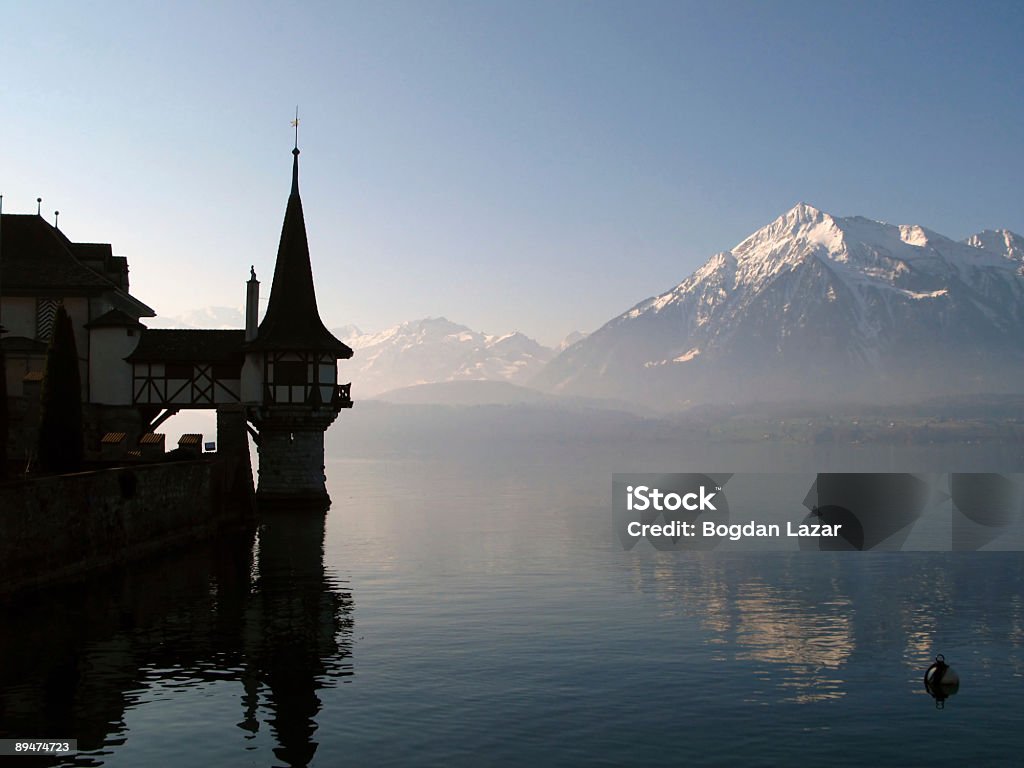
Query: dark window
274,361,306,385
166,363,192,379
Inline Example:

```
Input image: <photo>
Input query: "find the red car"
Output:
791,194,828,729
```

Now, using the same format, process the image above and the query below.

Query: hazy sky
3,0,1022,345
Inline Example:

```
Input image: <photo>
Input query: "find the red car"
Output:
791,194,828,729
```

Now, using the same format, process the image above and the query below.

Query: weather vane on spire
291,107,300,150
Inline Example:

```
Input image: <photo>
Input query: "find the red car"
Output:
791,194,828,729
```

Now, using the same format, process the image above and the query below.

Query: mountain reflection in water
623,549,1023,713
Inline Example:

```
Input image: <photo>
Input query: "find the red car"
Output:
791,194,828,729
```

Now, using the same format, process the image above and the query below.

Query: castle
0,144,352,506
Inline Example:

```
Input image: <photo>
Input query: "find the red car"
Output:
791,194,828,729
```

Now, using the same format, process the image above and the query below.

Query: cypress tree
37,304,84,473
0,339,8,479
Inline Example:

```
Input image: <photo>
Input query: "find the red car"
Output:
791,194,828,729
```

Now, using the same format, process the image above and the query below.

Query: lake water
2,437,1023,766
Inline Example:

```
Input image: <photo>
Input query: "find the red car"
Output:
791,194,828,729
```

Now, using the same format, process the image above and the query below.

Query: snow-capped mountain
147,306,245,329
535,204,1024,406
144,308,558,397
331,324,365,344
339,317,555,397
964,229,1024,263
557,330,589,351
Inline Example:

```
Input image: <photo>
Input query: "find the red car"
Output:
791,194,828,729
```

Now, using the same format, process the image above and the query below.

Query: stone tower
243,144,353,508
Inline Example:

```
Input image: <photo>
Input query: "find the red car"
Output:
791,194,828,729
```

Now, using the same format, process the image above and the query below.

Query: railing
260,382,354,408
332,383,353,409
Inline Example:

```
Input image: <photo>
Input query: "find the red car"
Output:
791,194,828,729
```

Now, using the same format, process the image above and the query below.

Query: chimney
246,266,259,341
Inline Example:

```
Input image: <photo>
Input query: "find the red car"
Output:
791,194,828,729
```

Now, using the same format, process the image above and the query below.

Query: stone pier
253,406,338,508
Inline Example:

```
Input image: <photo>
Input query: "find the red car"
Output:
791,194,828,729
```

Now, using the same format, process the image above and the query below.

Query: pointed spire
246,141,351,358
290,107,301,195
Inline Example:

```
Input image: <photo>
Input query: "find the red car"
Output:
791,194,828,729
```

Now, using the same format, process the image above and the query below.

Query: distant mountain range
151,204,1024,409
148,305,247,330
535,204,1024,406
149,309,585,398
335,318,562,397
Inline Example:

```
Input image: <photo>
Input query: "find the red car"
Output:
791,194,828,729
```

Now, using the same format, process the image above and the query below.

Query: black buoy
924,654,960,708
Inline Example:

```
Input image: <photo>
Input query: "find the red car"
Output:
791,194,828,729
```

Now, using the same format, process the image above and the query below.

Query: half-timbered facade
261,350,340,406
126,329,245,429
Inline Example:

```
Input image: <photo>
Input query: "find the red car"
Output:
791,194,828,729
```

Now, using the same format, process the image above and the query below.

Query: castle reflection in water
1,490,1022,765
0,512,352,767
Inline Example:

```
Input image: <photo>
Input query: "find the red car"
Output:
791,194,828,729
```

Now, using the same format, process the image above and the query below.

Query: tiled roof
72,243,129,289
2,214,113,290
0,335,48,353
245,151,352,358
0,214,154,316
70,242,113,262
85,308,145,329
126,329,245,363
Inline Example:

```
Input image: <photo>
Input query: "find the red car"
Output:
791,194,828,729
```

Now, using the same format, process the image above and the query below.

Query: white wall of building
89,326,140,405
0,297,36,338
241,354,264,403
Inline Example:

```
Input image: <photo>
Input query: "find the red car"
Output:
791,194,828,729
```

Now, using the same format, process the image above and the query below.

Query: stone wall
257,428,328,501
252,405,337,506
5,393,145,470
0,459,250,595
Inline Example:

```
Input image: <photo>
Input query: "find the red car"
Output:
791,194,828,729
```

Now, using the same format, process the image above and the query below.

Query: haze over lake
2,422,1022,766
